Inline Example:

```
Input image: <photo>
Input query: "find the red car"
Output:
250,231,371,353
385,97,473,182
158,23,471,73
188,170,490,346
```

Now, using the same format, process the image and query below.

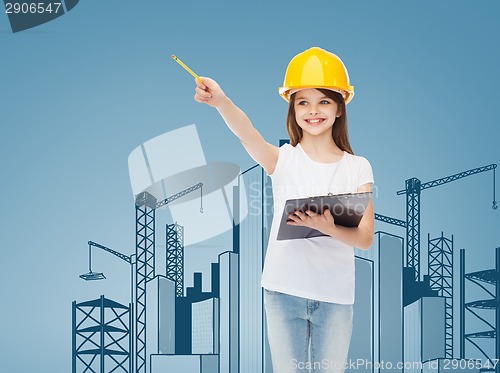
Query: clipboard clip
307,192,334,198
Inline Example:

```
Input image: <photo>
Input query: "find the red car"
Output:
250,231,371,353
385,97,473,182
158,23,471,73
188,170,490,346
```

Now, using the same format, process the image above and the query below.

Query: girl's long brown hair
286,88,354,154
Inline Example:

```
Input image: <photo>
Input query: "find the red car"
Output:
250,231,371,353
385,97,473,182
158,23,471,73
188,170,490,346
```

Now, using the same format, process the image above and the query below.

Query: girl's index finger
195,76,207,91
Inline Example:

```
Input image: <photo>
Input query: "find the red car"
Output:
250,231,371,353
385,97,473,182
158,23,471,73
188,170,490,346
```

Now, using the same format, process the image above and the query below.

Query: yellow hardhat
279,47,354,104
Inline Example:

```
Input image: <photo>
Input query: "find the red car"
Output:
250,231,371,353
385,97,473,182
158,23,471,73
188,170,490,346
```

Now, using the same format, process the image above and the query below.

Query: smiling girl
194,47,374,373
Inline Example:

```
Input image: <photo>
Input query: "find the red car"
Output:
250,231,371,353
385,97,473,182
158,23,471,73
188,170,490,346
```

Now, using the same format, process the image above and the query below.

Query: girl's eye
320,100,331,104
297,100,307,106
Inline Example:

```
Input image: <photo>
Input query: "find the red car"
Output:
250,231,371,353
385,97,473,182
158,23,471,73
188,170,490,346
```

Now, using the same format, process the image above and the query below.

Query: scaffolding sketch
428,232,454,358
461,247,500,372
72,296,132,373
166,223,184,298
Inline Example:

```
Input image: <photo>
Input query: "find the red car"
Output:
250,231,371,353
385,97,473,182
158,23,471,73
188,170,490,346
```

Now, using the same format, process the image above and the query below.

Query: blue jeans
264,289,353,373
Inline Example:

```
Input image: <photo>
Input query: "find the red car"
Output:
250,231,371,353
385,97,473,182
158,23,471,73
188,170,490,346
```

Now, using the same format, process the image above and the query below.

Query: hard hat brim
278,86,355,104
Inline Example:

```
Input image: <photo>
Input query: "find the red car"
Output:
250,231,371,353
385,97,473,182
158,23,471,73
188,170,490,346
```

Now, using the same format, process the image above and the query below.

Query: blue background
0,1,499,372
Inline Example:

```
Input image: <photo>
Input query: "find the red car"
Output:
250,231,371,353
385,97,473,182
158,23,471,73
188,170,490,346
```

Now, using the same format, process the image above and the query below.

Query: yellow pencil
171,54,202,82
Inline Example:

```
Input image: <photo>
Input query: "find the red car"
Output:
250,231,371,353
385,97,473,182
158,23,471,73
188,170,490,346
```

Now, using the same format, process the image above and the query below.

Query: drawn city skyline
73,130,498,373
3,3,500,373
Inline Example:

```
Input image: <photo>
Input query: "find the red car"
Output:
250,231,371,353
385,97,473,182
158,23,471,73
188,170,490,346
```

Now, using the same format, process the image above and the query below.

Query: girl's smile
305,118,326,125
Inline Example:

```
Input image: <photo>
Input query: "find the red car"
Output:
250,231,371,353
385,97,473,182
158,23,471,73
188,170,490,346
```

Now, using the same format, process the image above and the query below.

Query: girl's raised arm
194,77,279,175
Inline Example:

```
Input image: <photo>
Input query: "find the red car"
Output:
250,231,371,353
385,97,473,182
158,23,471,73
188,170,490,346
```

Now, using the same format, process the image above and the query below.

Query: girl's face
293,88,341,139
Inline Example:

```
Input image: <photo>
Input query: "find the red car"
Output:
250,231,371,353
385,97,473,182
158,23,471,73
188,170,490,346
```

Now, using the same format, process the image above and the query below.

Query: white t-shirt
261,143,374,304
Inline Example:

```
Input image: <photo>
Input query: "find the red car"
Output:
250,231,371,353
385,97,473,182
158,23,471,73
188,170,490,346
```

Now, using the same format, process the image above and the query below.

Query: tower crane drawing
396,164,497,282
375,164,497,279
374,213,407,228
375,164,497,360
79,182,203,373
80,241,135,281
80,240,136,307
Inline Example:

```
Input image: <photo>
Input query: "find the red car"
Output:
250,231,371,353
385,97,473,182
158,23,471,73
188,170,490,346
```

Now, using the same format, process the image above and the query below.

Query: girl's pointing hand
194,77,227,109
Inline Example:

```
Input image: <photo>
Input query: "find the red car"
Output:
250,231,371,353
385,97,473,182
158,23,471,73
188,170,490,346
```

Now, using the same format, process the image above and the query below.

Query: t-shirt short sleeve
357,156,374,188
268,143,292,179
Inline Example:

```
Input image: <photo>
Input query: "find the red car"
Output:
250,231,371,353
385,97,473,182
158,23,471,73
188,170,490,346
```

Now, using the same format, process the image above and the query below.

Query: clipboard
276,192,372,240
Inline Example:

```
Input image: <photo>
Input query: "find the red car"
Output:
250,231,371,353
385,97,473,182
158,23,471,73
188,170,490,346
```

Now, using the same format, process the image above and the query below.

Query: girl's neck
299,135,344,163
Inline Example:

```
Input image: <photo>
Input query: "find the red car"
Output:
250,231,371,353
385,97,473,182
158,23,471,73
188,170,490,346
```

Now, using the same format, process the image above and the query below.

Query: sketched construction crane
375,164,497,361
396,164,497,282
80,240,135,290
375,164,497,280
80,182,203,373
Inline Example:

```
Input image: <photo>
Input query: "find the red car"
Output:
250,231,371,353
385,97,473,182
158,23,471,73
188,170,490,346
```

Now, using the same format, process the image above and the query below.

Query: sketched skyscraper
145,276,176,373
347,256,375,373
219,251,239,373
379,233,405,372
404,297,446,373
238,166,273,373
192,297,219,355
